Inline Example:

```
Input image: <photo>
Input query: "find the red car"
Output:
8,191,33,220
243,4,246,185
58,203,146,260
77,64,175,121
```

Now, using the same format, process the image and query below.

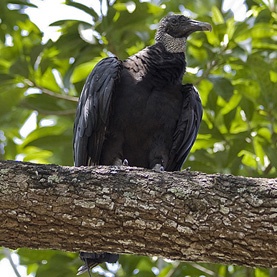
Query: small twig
264,163,273,175
165,262,181,277
193,59,218,86
37,85,79,102
193,45,227,87
100,0,103,17
25,80,78,102
190,263,223,276
3,248,21,277
263,110,277,175
167,262,223,276
245,118,260,171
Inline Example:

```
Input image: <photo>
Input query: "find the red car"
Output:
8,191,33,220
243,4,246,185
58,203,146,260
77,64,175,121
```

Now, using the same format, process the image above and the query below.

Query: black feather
73,57,122,166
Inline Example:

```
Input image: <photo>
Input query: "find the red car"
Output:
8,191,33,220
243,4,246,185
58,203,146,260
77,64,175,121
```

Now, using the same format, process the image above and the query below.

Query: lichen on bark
0,160,277,268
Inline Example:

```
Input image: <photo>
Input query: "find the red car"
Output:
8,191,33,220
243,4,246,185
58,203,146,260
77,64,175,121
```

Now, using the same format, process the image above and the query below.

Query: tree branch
0,160,277,268
25,80,79,102
37,86,78,102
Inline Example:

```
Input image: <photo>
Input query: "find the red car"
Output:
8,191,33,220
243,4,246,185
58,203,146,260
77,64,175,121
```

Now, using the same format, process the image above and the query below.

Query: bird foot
114,158,129,166
77,258,92,276
123,159,129,166
78,252,119,276
152,164,165,172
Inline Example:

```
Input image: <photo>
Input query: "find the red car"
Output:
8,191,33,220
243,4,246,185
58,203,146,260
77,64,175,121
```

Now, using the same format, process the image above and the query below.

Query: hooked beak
190,19,212,32
185,19,212,37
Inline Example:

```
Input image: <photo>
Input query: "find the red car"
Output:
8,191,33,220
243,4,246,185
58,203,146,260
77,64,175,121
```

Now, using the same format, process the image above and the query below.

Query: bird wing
166,84,203,171
73,57,122,166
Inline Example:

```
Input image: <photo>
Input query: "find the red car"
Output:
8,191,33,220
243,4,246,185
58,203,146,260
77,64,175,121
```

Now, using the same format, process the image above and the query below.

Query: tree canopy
0,0,276,276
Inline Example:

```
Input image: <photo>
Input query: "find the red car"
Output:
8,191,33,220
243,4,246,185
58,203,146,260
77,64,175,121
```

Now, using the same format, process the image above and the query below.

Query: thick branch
0,160,277,268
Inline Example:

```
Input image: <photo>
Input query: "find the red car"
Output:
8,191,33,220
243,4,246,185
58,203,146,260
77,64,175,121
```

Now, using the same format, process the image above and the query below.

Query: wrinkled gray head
155,14,212,53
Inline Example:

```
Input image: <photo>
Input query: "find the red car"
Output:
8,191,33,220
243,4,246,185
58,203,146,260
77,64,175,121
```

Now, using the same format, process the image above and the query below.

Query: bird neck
124,43,186,84
155,33,187,53
147,43,187,84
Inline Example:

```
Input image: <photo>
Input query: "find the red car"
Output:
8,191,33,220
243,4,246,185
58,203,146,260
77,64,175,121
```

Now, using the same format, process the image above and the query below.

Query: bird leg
85,258,92,277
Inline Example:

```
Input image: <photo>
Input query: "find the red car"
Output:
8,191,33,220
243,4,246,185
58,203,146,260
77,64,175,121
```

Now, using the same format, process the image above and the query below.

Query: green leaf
17,248,57,263
24,134,72,150
9,57,30,78
240,150,257,168
227,134,248,165
22,146,53,163
212,6,224,24
71,59,100,83
255,268,271,277
270,70,277,83
7,0,37,8
30,44,44,67
0,87,24,116
223,108,237,131
113,3,129,11
35,68,62,93
247,54,277,107
208,76,234,101
220,93,241,115
257,127,271,143
240,97,255,121
65,0,99,19
21,125,68,147
234,79,260,101
264,146,277,170
229,108,248,134
226,17,235,40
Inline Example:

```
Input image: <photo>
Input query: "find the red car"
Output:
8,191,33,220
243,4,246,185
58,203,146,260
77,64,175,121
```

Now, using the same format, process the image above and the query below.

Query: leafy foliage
0,0,276,276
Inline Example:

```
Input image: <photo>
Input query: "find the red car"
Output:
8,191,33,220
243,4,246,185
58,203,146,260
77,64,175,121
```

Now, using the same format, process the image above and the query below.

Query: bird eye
171,18,178,25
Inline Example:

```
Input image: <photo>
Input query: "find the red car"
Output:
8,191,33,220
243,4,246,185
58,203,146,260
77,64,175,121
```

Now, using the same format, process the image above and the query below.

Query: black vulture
73,14,212,276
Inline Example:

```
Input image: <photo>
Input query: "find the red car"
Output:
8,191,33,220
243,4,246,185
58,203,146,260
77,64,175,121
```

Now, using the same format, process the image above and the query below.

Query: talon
123,159,129,166
153,164,164,172
78,252,119,276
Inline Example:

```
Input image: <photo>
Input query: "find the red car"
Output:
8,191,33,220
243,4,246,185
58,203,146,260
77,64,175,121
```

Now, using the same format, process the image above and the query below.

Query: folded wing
167,84,203,171
73,57,123,166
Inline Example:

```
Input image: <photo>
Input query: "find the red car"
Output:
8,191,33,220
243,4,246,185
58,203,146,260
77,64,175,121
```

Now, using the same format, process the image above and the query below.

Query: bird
73,14,212,276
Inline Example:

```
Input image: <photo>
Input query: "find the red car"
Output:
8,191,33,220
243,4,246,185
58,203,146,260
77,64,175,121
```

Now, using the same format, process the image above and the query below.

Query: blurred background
0,0,276,276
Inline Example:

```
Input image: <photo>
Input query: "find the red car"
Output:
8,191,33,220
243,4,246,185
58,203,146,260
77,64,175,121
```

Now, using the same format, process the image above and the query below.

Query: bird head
155,14,212,53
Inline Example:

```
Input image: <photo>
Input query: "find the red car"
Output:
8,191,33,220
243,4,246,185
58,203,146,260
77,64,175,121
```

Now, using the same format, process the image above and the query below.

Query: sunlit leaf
212,6,224,24
22,93,77,113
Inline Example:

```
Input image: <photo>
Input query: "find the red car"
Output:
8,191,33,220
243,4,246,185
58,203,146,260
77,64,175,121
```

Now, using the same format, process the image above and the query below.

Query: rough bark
0,160,277,268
